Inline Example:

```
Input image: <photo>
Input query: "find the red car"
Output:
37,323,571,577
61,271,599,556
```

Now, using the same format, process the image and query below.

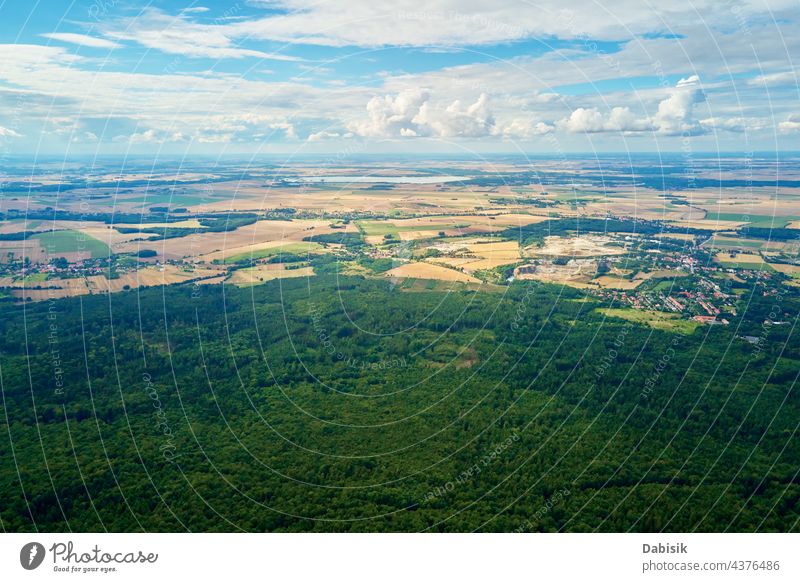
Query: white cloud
115,129,186,144
501,118,554,138
559,107,607,133
348,88,430,137
102,9,302,60
415,93,496,137
650,75,706,135
700,117,768,132
748,70,798,87
0,126,22,138
307,130,345,141
558,76,706,136
349,90,496,138
41,33,121,49
232,0,798,47
779,114,800,133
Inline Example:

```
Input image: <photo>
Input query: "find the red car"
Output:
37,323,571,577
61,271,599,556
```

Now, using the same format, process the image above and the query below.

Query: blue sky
0,0,798,154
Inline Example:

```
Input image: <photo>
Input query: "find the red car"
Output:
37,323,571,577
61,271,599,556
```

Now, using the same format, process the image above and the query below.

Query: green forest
0,275,798,532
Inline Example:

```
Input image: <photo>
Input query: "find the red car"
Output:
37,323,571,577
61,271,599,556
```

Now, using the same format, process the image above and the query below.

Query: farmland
1,154,799,537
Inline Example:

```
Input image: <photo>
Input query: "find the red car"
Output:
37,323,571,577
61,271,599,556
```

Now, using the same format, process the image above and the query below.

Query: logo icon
20,542,46,570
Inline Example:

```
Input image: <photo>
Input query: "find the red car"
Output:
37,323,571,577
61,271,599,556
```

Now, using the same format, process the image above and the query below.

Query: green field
17,273,49,283
704,212,796,228
223,241,323,263
31,229,109,258
729,262,776,272
596,307,700,333
703,236,764,250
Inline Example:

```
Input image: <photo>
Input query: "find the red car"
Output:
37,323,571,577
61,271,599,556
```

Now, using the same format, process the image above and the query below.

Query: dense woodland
0,275,798,532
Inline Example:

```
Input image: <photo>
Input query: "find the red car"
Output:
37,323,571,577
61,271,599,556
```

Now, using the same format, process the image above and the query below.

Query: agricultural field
770,263,800,277
703,212,799,228
220,242,324,264
596,308,700,333
714,252,774,271
702,236,765,251
8,264,222,301
117,219,347,260
31,229,110,259
383,261,481,283
421,238,522,274
229,264,315,286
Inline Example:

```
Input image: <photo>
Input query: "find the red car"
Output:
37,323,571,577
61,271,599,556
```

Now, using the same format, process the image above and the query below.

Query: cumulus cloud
41,33,121,49
558,75,706,136
700,117,768,132
114,129,186,144
348,89,430,137
307,130,355,142
349,90,496,138
651,75,706,135
501,118,554,138
415,93,496,137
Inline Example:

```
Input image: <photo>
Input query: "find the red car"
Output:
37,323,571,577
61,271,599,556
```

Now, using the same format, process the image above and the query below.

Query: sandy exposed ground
529,235,628,257
514,260,598,289
593,276,643,290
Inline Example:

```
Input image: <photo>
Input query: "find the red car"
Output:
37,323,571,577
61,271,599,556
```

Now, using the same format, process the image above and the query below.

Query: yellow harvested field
391,213,547,230
422,239,521,273
114,219,351,260
398,230,445,241
466,240,520,260
362,214,550,243
197,182,498,214
134,219,204,229
229,264,314,286
530,235,627,257
8,265,222,301
427,257,479,268
384,262,480,282
770,263,800,275
667,220,749,231
0,240,44,262
788,221,800,229
655,233,697,241
458,258,518,272
716,252,766,265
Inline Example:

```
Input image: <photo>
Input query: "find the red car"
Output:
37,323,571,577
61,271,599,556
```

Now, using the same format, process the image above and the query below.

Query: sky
0,0,798,155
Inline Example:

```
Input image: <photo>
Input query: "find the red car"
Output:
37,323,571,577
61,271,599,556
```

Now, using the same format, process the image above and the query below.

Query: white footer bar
1,533,795,581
